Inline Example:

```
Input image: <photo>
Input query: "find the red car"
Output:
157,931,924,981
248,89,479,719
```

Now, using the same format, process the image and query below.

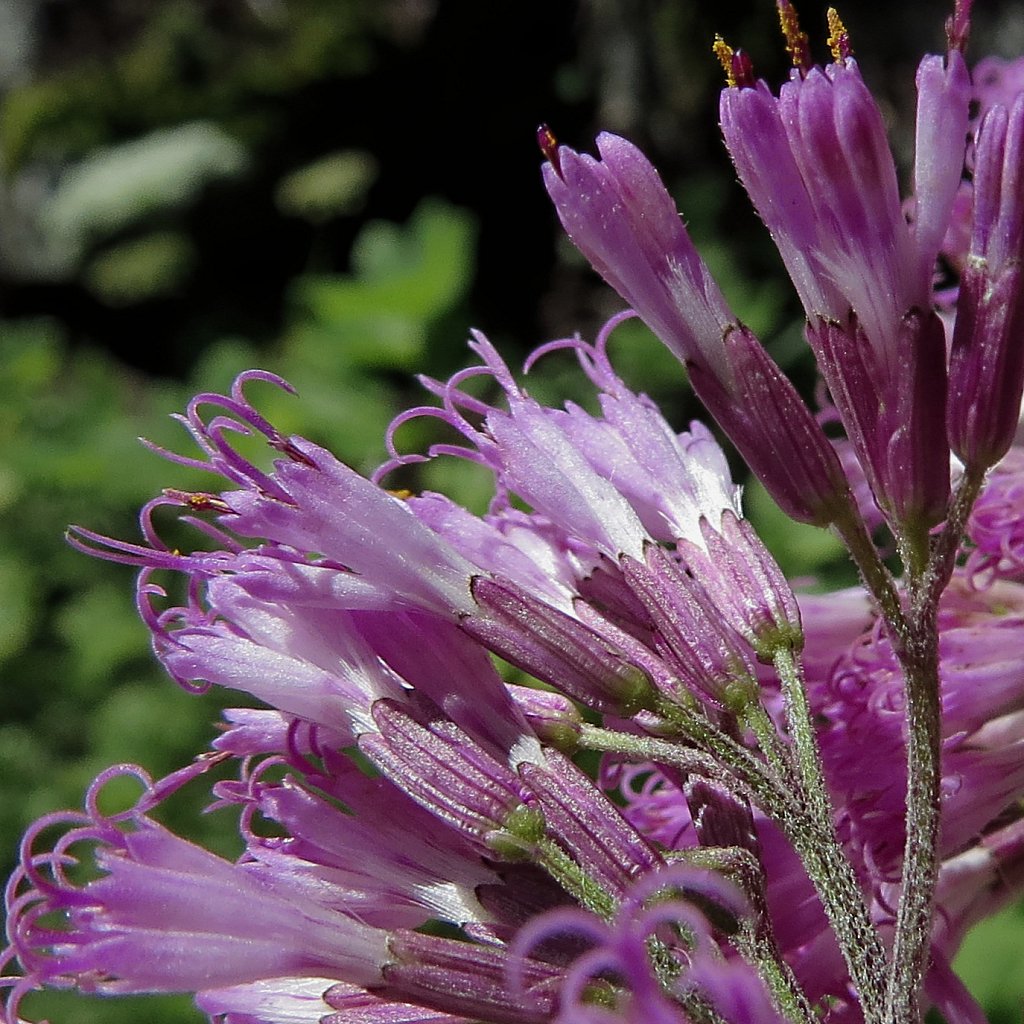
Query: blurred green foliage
955,904,1024,1023
0,1,372,171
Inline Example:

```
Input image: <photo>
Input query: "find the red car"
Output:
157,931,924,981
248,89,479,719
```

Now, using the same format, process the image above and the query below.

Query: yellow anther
826,8,853,61
713,35,737,87
387,488,414,500
777,0,811,72
537,124,558,158
184,492,230,513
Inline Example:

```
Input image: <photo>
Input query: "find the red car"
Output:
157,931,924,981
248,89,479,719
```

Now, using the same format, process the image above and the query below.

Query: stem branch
579,720,889,1019
884,463,986,1022
832,504,907,639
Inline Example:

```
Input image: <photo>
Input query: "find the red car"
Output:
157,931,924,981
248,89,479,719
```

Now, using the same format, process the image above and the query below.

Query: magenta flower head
541,129,852,529
947,94,1024,468
540,1,1000,547
717,4,970,535
2,344,819,1024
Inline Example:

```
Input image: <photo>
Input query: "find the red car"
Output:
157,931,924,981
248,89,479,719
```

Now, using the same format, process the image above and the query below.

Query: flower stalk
581,713,890,1022
882,461,988,1023
884,607,943,1024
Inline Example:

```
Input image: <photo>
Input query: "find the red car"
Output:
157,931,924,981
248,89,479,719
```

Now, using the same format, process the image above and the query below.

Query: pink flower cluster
4,4,1024,1024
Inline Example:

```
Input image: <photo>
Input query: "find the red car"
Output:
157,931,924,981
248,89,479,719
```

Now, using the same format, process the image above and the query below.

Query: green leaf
275,150,378,222
291,200,475,370
954,902,1024,1023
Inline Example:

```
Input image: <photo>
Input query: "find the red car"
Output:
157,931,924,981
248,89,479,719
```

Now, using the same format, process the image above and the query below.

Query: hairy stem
882,615,941,1024
920,463,988,612
681,845,819,1024
578,722,773,806
578,723,889,1020
772,647,830,825
832,504,907,639
742,701,799,791
772,644,889,1021
884,464,986,1022
535,836,618,920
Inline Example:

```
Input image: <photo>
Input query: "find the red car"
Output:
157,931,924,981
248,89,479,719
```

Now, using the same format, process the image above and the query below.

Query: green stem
653,698,794,796
919,463,988,612
773,644,889,1020
742,701,798,790
882,616,941,1024
738,913,818,1024
578,723,786,827
832,503,907,639
789,817,888,1022
772,648,831,838
679,846,818,1024
536,835,618,920
579,722,742,786
538,836,731,1024
579,722,889,1020
883,463,986,1022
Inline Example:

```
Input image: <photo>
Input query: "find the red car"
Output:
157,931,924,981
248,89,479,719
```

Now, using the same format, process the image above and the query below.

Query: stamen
713,35,736,87
777,0,812,74
268,435,318,468
945,0,973,53
713,36,756,90
537,124,563,180
826,8,853,62
163,489,233,514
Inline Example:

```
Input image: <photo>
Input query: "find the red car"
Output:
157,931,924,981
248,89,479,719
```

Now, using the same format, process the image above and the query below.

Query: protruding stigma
713,35,755,89
269,434,317,467
537,124,562,179
946,0,973,53
713,35,736,86
777,0,812,73
164,488,232,514
826,8,853,61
